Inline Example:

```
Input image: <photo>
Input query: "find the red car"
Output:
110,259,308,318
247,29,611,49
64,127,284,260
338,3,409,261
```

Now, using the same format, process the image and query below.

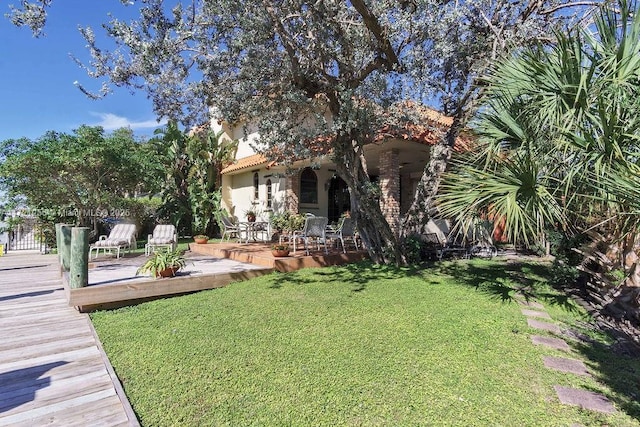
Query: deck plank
0,252,139,426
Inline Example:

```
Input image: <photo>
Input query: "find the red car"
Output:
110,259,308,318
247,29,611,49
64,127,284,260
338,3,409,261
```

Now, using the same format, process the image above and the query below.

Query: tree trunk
623,233,640,287
400,116,463,238
334,136,402,265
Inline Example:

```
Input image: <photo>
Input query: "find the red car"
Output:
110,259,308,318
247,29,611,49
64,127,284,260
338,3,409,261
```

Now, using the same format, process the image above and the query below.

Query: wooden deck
68,262,273,313
0,251,139,426
190,241,369,272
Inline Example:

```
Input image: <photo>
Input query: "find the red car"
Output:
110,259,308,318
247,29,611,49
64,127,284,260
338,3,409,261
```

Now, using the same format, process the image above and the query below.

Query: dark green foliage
546,229,590,266
548,260,580,290
0,126,163,238
400,233,424,264
152,122,237,237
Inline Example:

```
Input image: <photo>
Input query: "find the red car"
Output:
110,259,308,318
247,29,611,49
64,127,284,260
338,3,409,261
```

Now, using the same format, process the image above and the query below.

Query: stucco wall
226,167,336,220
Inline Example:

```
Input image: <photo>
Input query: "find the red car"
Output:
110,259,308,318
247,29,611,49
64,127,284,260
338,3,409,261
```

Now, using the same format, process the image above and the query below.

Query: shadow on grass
428,259,581,312
266,260,423,292
570,337,640,422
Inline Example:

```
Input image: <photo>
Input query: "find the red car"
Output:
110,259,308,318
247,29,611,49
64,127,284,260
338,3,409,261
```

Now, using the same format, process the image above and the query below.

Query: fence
2,216,46,252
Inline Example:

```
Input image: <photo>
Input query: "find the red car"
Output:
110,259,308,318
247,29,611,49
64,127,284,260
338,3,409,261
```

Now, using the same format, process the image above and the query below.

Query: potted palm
137,248,187,278
245,209,257,223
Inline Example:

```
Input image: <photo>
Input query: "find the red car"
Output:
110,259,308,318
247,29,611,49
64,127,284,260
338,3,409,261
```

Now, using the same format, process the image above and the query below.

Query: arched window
266,179,272,208
253,172,259,200
300,167,318,204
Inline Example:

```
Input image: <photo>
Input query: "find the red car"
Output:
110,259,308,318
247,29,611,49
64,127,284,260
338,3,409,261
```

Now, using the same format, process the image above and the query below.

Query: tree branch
350,0,401,69
541,1,602,15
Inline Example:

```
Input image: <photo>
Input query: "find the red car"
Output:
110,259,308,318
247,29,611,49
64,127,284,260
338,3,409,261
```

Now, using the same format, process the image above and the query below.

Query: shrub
270,212,305,233
548,259,579,289
401,234,424,264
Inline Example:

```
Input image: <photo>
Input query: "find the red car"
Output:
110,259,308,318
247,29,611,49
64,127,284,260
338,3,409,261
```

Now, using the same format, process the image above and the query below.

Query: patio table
239,221,269,243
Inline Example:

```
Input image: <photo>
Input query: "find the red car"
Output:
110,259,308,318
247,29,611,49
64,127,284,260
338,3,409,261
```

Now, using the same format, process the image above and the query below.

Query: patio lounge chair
89,223,137,259
291,216,328,255
326,217,358,253
145,224,177,256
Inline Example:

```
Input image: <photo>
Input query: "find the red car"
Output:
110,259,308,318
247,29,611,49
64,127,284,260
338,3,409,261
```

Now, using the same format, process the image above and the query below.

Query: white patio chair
220,214,244,241
325,217,358,253
89,223,137,259
291,216,328,255
145,224,177,256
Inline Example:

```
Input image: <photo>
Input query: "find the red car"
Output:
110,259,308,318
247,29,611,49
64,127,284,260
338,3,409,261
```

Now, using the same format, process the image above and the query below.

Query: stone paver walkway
518,296,616,414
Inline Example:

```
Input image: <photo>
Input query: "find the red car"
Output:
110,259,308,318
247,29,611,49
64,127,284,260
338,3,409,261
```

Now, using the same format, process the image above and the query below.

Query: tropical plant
244,209,258,221
153,122,237,237
444,55,640,319
137,248,187,278
152,121,193,235
438,0,640,267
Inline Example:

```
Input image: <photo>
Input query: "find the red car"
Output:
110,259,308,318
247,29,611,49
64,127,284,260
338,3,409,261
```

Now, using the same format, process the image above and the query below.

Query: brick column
285,174,299,213
379,149,400,235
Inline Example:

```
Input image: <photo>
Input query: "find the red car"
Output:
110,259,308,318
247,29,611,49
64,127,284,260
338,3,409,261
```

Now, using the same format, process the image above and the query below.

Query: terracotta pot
157,267,178,278
271,249,290,257
247,216,256,223
194,237,209,244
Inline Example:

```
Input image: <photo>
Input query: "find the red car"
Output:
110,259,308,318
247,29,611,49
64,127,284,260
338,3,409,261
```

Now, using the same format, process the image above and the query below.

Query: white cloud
90,112,167,131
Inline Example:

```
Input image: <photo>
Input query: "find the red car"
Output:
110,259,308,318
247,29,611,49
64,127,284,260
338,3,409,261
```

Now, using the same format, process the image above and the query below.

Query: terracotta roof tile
221,154,276,174
221,103,473,174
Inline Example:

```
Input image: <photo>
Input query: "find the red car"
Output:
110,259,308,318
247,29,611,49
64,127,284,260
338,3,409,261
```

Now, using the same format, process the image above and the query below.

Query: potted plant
245,209,257,223
271,243,290,257
193,234,209,244
137,248,187,278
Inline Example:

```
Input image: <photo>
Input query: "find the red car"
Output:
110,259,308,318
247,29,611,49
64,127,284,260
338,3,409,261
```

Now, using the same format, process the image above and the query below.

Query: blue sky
0,1,167,142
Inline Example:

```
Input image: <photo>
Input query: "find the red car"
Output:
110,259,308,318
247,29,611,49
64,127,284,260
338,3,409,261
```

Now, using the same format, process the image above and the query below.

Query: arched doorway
327,176,350,224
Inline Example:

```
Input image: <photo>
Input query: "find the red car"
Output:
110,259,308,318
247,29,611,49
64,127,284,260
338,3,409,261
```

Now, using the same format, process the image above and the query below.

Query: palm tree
438,0,640,266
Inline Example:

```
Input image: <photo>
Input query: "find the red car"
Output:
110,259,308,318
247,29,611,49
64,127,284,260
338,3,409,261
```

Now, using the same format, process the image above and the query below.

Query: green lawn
90,259,640,426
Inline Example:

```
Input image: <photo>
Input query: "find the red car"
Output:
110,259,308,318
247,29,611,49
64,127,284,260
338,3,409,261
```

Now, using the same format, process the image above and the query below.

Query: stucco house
216,103,465,235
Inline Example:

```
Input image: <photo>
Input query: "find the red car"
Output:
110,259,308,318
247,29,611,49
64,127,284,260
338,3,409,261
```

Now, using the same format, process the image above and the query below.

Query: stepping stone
518,299,545,310
527,318,561,334
531,335,571,351
554,386,616,413
521,309,551,319
543,356,590,376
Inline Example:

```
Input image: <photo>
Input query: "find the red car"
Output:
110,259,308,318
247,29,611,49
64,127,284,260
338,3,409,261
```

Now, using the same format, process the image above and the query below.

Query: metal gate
4,216,45,252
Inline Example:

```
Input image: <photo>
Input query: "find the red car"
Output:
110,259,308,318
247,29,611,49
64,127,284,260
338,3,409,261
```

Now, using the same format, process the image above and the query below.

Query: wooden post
70,227,89,289
60,224,72,272
55,223,64,264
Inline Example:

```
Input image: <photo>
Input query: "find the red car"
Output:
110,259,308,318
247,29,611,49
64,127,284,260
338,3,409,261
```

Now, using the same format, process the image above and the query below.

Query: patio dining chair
291,216,328,255
220,214,244,242
325,217,358,253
